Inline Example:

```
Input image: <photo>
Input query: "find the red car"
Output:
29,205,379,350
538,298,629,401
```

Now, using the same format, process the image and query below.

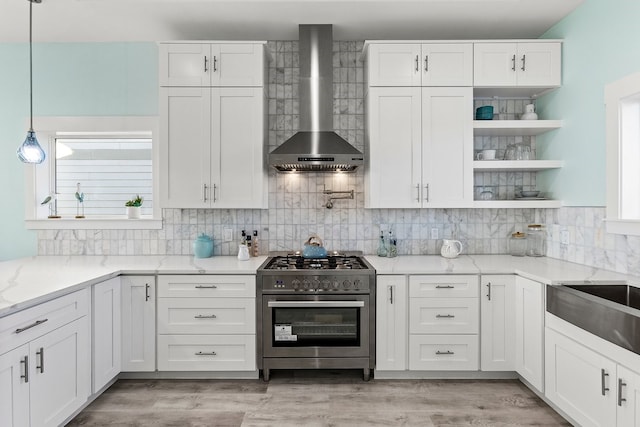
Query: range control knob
353,279,362,289
321,279,331,290
302,280,311,289
312,279,321,289
342,280,351,288
332,281,340,289
291,279,301,289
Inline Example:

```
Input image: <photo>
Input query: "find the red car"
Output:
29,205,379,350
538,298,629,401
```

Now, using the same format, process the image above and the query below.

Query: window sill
25,217,163,230
605,218,640,236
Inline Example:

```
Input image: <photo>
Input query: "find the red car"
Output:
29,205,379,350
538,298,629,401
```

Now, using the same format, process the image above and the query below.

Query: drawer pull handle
21,356,29,383
435,285,454,289
436,314,455,318
436,350,454,355
195,285,218,289
36,347,44,373
601,369,610,396
195,351,217,356
194,314,217,319
15,318,48,334
618,379,627,406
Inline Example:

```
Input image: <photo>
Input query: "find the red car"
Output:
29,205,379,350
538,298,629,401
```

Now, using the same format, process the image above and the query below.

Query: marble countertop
1,254,636,318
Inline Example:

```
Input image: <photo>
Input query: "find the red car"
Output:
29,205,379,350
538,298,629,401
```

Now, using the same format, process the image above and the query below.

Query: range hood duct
268,24,364,173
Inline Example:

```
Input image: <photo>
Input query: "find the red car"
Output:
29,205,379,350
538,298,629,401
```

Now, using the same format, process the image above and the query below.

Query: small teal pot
193,234,214,258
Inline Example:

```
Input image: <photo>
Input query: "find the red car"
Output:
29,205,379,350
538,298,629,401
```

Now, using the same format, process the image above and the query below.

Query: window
25,117,161,229
605,72,640,235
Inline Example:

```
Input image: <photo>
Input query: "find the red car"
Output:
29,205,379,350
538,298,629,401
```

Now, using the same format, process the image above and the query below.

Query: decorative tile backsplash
35,41,638,279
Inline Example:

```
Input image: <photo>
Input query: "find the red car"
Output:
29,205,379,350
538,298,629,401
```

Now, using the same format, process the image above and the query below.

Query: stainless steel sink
547,281,640,355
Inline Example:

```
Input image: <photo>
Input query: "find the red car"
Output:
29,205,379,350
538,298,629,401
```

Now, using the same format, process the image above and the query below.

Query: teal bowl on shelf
475,105,494,120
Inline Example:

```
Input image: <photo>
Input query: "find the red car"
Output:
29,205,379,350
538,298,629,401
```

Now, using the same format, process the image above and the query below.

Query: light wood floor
67,371,571,426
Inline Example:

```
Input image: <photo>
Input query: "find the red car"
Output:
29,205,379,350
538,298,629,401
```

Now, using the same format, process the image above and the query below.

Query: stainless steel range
256,252,375,381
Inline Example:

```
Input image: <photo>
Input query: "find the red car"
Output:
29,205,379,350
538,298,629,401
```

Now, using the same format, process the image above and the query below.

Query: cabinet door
0,345,30,427
473,43,518,86
618,365,640,427
30,318,90,427
160,87,212,208
515,276,544,392
365,87,422,208
92,277,121,393
421,43,473,87
421,87,473,207
480,275,516,371
516,42,561,87
367,44,421,86
545,328,616,427
121,276,156,372
212,44,264,87
159,43,211,87
211,87,266,208
376,276,407,371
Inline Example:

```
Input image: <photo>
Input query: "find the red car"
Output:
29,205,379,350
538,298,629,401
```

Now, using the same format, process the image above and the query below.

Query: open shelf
473,120,563,136
473,160,564,172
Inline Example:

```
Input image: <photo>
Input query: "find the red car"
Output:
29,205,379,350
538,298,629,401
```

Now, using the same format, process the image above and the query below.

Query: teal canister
193,234,214,258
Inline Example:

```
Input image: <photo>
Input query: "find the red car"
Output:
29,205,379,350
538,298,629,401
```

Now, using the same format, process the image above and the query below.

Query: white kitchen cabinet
0,345,30,427
409,298,478,335
160,86,266,209
376,276,407,371
409,334,479,371
121,276,156,372
617,365,640,427
367,43,472,87
480,275,516,371
473,42,561,88
365,87,472,208
515,275,544,392
159,42,265,87
92,277,121,393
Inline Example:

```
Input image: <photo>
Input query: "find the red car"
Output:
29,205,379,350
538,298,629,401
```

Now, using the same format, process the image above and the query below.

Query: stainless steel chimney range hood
268,25,364,173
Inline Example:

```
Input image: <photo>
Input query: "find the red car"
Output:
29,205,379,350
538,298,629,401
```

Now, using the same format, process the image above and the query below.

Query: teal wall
538,0,640,206
0,43,158,260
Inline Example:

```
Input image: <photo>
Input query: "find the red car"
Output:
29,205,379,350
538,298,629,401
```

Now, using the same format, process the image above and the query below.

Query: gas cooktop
261,253,370,271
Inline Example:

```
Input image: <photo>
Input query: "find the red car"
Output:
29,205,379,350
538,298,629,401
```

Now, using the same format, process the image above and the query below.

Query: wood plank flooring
67,371,571,426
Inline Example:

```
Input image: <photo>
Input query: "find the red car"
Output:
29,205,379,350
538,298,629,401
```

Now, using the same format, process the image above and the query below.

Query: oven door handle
267,301,365,308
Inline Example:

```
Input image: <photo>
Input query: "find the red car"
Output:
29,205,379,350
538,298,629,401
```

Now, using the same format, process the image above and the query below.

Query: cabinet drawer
409,298,479,334
409,275,478,298
157,334,256,371
158,275,255,298
1,288,89,351
409,334,479,371
157,298,255,334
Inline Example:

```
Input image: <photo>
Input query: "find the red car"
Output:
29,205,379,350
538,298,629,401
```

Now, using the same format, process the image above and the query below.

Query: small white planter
126,206,141,219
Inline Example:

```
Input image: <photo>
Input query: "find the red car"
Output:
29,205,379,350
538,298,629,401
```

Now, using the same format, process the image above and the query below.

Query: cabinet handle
195,351,217,356
15,318,48,334
204,55,208,73
511,54,516,71
194,314,217,319
424,55,429,72
487,282,492,300
20,356,29,383
213,184,218,202
601,369,610,396
36,347,44,373
213,56,218,72
195,285,217,289
416,184,420,202
436,314,455,318
436,350,454,355
145,283,150,302
435,285,454,289
618,379,627,406
424,184,429,202
202,184,208,202
415,55,419,72
521,54,526,71
389,285,394,304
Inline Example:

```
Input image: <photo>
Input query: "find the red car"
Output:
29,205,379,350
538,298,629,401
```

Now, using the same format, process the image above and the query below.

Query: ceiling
0,0,584,43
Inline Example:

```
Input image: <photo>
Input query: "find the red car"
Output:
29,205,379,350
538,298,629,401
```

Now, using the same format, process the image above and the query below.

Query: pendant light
17,0,46,164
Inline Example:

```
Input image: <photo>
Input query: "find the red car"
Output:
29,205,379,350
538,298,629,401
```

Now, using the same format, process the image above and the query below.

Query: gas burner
263,254,368,271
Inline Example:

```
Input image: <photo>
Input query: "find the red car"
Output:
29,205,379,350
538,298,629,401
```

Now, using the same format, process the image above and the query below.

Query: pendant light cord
29,0,34,131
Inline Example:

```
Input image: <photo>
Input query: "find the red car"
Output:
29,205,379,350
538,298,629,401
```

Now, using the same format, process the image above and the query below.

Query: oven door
262,294,369,358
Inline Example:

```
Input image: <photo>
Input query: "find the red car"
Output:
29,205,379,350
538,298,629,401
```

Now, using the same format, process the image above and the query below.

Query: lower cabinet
121,276,156,372
515,275,544,392
480,275,516,371
545,326,640,427
376,276,407,371
409,334,479,370
157,335,255,371
92,277,121,392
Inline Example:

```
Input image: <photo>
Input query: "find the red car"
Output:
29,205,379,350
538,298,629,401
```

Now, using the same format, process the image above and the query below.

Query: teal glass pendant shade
17,130,46,164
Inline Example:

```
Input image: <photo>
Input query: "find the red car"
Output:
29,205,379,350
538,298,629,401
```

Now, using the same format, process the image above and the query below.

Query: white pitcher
440,239,462,259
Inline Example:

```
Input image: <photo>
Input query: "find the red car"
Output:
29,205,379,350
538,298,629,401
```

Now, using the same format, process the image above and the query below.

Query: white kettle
440,239,463,259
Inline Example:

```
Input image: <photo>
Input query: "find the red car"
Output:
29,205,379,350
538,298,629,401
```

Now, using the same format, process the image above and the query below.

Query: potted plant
125,195,143,219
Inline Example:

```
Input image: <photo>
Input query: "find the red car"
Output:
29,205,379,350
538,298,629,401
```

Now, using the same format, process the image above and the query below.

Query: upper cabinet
366,43,473,87
473,42,561,89
159,42,266,87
